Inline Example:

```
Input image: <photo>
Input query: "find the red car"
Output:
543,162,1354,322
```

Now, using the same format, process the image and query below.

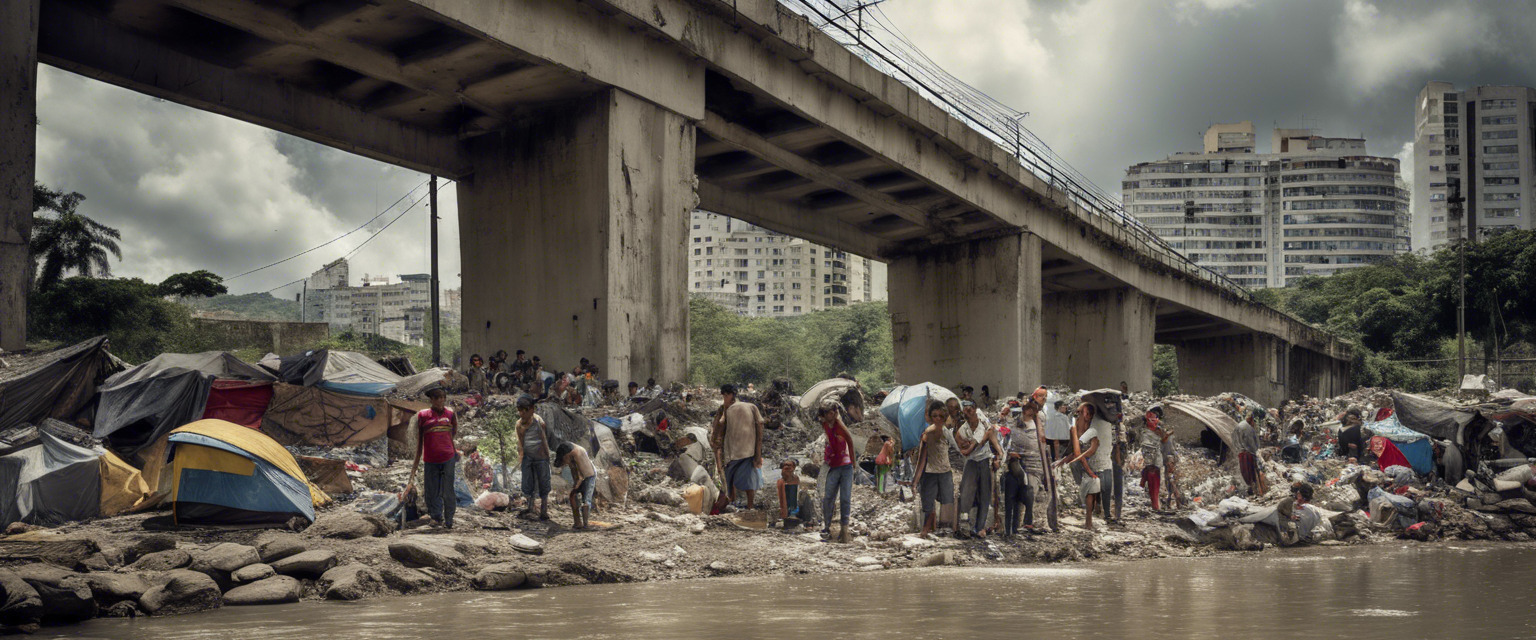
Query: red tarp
202,380,274,429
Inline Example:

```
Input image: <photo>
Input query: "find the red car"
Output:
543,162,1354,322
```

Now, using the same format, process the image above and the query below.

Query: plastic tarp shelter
274,349,402,395
0,431,101,527
396,368,451,397
1163,401,1239,453
105,351,274,387
1364,415,1434,475
879,383,957,452
94,368,213,457
1392,392,1479,444
202,380,275,429
0,336,123,431
164,419,329,525
262,382,412,447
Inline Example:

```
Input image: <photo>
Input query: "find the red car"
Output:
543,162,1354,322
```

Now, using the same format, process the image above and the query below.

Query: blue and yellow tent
165,419,330,525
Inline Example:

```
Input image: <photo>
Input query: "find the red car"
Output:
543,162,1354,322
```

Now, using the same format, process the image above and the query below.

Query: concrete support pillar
1040,288,1157,392
1287,346,1351,400
0,0,39,351
458,89,694,384
1175,332,1287,407
889,233,1041,396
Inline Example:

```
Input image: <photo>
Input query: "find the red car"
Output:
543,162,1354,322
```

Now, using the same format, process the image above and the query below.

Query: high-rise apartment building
1124,122,1409,288
302,258,435,345
1413,82,1536,250
689,211,886,316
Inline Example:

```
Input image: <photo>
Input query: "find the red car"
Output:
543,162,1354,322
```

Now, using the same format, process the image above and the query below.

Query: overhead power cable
224,177,431,282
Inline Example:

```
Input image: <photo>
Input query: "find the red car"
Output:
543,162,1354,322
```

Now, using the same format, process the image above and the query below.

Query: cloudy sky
35,0,1536,294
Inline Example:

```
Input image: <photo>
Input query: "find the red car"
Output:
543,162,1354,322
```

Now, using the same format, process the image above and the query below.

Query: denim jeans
822,464,854,527
423,456,457,527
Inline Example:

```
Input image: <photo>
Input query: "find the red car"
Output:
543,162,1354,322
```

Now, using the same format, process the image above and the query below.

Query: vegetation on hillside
182,293,301,321
689,297,895,390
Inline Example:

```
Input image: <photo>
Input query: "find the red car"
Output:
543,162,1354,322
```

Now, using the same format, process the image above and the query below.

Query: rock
509,533,544,555
318,564,381,601
852,556,881,566
916,551,955,567
270,550,338,579
15,563,97,624
672,545,687,556
81,572,149,604
190,543,260,575
387,540,465,570
471,563,527,591
0,569,42,628
306,511,392,540
101,600,142,618
705,561,735,575
125,535,178,563
690,523,706,534
378,566,434,593
139,570,221,617
1492,499,1536,515
128,549,192,572
255,534,306,564
79,552,114,572
232,563,275,584
640,551,666,563
858,564,884,571
900,536,935,550
222,576,301,606
1486,515,1516,534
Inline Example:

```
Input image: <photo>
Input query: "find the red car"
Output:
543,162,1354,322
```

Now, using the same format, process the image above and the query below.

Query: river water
52,544,1536,639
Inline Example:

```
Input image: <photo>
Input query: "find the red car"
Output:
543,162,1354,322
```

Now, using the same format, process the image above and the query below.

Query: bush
28,276,210,362
688,298,895,390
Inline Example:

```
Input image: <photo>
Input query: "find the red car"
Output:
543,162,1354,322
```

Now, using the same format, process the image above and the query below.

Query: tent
163,420,329,525
105,351,274,387
0,429,150,527
1393,391,1480,444
0,336,124,431
396,368,452,397
273,349,402,395
202,380,275,429
1163,400,1239,453
263,383,404,447
94,368,214,457
879,383,957,452
1364,415,1433,475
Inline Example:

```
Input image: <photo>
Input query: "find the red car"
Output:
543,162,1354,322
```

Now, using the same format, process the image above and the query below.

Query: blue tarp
879,382,957,453
1366,415,1434,475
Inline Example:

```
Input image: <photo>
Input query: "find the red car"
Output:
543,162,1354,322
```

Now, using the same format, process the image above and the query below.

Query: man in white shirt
954,401,1002,538
1043,400,1073,462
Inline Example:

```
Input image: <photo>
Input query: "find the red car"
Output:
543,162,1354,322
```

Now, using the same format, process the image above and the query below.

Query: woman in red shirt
818,403,857,543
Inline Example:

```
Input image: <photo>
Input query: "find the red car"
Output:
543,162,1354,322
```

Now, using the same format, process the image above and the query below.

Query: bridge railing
779,0,1255,301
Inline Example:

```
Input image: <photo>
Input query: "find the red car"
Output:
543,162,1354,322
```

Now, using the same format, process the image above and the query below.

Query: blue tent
879,383,957,452
164,420,326,525
1366,415,1434,475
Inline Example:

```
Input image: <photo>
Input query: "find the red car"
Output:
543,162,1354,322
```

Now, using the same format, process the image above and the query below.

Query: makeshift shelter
94,368,213,457
1364,415,1434,475
263,382,415,448
1163,401,1239,453
106,351,274,387
0,429,150,527
1392,391,1480,444
396,368,451,397
202,380,275,429
537,401,596,451
162,420,328,525
273,349,402,395
879,383,957,452
0,336,123,431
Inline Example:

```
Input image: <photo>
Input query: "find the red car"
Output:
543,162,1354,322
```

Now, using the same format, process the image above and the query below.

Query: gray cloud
32,1,1536,294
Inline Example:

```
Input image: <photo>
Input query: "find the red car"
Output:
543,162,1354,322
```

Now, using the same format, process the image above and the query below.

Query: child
554,441,595,530
777,459,803,529
874,435,894,493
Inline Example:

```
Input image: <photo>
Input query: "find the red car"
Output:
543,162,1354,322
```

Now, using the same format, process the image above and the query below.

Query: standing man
1044,400,1072,462
913,400,955,536
1058,402,1113,529
554,441,596,530
1235,410,1263,496
1003,402,1044,536
712,384,764,510
818,402,857,542
954,401,1001,538
407,388,458,529
515,396,554,520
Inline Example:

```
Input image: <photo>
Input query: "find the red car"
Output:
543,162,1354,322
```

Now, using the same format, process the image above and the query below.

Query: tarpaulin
296,456,354,495
201,380,274,429
799,378,859,412
1392,392,1479,444
106,351,274,387
274,349,402,395
879,382,957,452
1164,401,1239,453
395,368,451,397
94,367,213,456
536,401,596,452
0,336,123,431
1364,415,1434,475
262,383,391,447
0,431,101,527
98,450,151,517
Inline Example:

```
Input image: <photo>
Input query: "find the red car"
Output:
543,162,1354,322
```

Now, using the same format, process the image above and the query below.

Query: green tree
28,276,198,361
158,270,228,299
30,190,122,291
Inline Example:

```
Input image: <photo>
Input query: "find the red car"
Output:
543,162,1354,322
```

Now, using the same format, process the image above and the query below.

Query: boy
777,459,803,528
515,396,554,520
407,388,458,528
554,441,596,529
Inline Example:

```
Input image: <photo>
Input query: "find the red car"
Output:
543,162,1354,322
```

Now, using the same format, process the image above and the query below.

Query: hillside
182,292,301,321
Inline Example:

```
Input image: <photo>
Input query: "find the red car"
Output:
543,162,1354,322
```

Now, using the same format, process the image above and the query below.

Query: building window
1485,161,1520,171
1482,129,1519,140
1484,145,1519,155
1482,115,1518,125
1485,192,1520,201
1485,208,1520,218
1481,99,1517,110
1485,177,1520,186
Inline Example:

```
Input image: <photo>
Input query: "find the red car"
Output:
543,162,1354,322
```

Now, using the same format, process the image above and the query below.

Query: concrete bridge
2,0,1351,406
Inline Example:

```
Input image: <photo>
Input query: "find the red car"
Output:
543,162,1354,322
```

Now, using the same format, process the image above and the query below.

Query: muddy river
50,544,1536,639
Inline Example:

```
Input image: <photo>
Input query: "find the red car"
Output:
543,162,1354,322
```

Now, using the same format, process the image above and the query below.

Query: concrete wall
458,89,693,384
1288,345,1351,400
1041,289,1157,392
890,233,1041,396
0,0,37,350
1175,333,1287,407
193,318,329,355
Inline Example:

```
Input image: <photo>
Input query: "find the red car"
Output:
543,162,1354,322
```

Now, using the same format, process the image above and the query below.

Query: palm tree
30,190,122,291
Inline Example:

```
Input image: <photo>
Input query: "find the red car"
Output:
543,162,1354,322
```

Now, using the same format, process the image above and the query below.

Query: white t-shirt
957,416,994,462
1078,417,1115,471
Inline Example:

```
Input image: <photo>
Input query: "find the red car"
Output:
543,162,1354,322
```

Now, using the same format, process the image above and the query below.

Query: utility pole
429,175,441,367
1449,180,1466,382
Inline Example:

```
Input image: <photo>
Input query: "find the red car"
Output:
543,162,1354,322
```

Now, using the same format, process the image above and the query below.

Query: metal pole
301,280,306,323
429,175,441,367
1450,182,1466,382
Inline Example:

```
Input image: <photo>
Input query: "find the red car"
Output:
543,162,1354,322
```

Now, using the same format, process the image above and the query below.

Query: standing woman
818,402,858,542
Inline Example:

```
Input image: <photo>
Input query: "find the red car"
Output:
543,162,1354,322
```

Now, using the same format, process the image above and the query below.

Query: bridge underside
2,0,1350,405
